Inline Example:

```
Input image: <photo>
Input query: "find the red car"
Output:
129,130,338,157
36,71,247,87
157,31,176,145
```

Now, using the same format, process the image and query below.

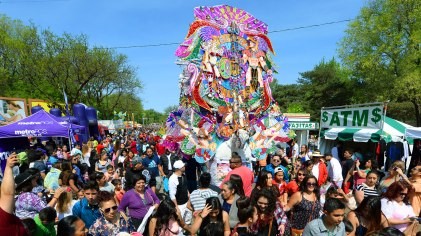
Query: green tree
0,15,40,98
297,58,352,121
102,93,143,120
270,80,306,113
0,14,143,118
141,109,166,124
339,0,421,125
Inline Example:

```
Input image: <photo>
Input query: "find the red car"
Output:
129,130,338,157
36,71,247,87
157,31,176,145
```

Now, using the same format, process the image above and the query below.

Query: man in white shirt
169,160,190,224
325,153,343,188
291,139,299,163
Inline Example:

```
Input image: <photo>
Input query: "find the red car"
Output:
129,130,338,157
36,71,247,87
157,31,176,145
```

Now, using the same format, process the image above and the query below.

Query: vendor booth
0,109,85,140
319,103,414,170
0,110,85,173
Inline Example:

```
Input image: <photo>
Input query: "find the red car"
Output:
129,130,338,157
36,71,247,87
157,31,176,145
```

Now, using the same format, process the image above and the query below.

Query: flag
63,88,69,116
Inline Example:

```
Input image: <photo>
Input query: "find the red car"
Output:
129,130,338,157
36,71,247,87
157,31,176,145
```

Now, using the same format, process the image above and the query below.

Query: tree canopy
339,0,421,125
0,15,143,120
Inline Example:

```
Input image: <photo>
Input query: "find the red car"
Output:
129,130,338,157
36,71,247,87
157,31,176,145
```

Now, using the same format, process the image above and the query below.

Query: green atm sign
321,105,384,129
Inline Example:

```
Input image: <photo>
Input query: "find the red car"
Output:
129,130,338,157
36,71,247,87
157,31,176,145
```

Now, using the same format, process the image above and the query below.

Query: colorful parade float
163,5,291,185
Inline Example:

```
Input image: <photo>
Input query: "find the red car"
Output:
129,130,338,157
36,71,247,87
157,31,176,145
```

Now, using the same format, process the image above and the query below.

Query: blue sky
2,0,366,113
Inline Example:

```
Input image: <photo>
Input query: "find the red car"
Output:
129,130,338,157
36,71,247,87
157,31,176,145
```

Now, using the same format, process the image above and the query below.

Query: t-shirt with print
142,155,161,178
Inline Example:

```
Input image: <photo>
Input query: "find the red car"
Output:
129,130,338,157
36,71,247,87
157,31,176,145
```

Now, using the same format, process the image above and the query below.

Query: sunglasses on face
306,182,317,187
272,159,281,162
103,205,118,213
298,173,305,176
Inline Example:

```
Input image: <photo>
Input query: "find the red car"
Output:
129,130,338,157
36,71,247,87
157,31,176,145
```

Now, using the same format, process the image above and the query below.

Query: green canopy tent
320,116,413,143
319,116,413,156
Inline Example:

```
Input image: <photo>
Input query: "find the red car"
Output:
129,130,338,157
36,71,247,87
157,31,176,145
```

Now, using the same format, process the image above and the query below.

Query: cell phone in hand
409,217,421,222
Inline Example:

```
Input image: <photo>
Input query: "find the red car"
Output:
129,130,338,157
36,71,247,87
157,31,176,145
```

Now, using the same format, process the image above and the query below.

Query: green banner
321,105,384,129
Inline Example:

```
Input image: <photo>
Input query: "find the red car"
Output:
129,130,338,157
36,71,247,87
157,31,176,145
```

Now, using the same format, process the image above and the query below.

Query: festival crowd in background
0,128,420,236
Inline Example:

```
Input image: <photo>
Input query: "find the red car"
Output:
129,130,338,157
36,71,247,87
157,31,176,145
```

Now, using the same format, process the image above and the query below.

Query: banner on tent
321,105,384,129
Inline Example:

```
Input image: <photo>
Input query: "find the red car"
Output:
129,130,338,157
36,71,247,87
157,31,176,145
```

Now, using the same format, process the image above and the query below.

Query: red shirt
130,140,138,154
156,143,166,156
221,166,254,197
286,180,300,196
316,161,328,186
96,143,104,154
0,207,28,236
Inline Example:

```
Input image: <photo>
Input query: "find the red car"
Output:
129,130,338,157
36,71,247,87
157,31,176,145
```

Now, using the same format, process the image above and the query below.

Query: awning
321,116,413,143
321,128,382,142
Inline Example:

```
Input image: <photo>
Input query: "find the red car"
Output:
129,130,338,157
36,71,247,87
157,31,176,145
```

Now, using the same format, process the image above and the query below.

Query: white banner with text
321,105,384,129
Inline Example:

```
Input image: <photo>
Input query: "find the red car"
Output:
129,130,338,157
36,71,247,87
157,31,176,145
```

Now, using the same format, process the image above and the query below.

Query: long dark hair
237,196,255,224
294,169,306,183
354,196,383,234
57,215,83,236
229,174,245,196
299,175,320,200
252,188,276,215
153,199,180,236
256,170,272,189
201,197,224,236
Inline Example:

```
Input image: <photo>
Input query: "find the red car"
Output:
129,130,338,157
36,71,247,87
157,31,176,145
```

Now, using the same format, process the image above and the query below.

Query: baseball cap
274,167,284,174
173,160,185,169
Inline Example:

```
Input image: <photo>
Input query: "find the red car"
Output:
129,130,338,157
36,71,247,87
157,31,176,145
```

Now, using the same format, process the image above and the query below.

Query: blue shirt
72,198,101,229
48,156,59,164
303,215,345,236
142,155,161,178
265,164,289,182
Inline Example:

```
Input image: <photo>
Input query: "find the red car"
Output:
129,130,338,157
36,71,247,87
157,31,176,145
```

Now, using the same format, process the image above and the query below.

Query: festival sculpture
164,5,291,185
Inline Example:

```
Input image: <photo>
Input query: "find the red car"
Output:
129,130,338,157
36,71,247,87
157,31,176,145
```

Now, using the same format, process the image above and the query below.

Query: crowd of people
0,131,420,236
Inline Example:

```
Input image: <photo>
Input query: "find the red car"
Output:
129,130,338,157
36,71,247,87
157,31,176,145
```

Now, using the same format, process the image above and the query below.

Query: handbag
163,176,169,193
290,228,304,236
403,220,419,236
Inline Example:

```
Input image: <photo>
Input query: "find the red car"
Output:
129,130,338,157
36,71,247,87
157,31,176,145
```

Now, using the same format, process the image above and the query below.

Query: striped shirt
189,188,218,211
356,183,379,198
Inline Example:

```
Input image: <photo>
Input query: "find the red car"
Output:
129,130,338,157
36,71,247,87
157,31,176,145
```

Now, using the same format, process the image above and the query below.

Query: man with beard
160,148,179,177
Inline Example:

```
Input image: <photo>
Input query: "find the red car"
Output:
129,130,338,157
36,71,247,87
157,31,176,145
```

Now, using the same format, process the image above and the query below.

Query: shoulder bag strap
267,218,273,236
307,200,316,223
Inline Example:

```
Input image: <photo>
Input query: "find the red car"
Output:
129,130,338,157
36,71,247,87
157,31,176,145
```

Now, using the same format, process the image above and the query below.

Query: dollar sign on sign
371,108,382,124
